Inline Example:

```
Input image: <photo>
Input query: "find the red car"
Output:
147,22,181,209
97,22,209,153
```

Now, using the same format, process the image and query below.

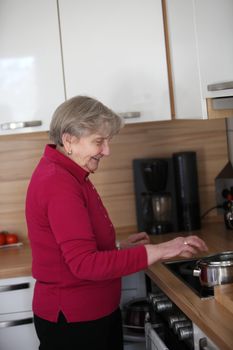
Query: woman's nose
101,140,110,156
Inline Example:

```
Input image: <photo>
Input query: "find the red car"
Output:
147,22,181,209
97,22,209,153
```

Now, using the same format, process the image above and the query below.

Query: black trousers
34,308,124,350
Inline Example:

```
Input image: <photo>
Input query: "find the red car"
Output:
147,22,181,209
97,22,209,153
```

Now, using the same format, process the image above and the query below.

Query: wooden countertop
145,222,233,350
1,222,233,349
0,241,32,279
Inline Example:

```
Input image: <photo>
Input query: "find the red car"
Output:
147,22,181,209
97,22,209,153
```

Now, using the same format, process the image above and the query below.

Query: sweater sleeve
47,179,148,281
59,239,148,281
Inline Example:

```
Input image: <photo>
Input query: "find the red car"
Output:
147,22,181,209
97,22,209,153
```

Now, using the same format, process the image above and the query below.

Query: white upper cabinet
195,0,233,99
58,0,171,123
0,0,65,135
166,0,233,119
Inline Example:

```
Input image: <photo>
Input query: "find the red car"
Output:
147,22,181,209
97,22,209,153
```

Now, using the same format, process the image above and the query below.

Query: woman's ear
62,133,73,155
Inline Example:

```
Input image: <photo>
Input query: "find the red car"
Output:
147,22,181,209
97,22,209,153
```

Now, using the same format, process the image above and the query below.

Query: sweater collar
44,144,89,183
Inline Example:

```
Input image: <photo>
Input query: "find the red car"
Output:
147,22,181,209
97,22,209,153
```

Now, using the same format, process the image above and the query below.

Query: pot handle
193,268,201,277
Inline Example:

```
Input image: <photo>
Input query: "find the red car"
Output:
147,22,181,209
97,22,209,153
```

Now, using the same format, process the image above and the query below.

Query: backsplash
0,118,228,240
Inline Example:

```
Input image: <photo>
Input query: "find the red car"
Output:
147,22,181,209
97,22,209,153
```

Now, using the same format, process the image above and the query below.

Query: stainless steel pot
193,251,233,288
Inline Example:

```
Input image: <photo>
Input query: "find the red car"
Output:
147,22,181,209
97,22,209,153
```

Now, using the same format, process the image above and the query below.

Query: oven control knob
154,300,173,313
173,320,192,334
148,292,165,304
152,295,168,308
178,326,193,340
168,314,187,328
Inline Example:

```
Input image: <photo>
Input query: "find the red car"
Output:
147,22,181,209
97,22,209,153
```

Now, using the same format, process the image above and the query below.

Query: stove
163,259,214,299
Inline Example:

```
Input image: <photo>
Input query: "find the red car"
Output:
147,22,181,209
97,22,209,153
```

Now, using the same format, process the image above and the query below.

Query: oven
145,320,219,350
122,267,220,350
143,254,223,350
122,279,195,350
145,284,194,350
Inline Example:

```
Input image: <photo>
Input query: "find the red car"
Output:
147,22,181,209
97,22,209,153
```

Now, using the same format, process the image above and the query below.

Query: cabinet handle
0,282,30,293
0,120,42,130
0,317,33,329
118,111,141,119
207,81,233,91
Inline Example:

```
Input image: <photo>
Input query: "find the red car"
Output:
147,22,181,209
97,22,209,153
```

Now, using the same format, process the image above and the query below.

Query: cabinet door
166,0,207,119
166,0,233,119
195,0,233,99
0,0,65,135
58,0,171,123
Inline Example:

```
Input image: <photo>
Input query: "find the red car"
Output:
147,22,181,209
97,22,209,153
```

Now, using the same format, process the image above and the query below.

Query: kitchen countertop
0,241,32,279
1,221,233,349
145,222,233,350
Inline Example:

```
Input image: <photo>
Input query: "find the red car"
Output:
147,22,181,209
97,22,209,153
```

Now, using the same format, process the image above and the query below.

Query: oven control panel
148,289,194,350
146,282,219,350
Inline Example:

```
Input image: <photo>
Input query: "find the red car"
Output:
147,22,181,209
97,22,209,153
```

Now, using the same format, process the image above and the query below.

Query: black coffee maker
133,158,179,234
133,152,201,234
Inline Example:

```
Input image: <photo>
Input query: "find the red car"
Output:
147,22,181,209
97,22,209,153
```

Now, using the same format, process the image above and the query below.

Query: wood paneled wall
0,119,228,240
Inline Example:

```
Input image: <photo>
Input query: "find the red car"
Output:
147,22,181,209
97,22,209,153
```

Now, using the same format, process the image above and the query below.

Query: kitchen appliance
133,158,179,234
144,281,219,350
133,152,201,234
163,252,233,294
214,161,233,229
163,259,214,299
173,152,201,232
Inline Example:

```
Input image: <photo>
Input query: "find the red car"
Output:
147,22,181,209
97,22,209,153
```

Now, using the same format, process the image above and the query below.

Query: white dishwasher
0,276,39,350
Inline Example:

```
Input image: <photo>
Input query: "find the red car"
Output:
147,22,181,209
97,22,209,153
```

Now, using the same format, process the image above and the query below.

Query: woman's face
63,133,111,173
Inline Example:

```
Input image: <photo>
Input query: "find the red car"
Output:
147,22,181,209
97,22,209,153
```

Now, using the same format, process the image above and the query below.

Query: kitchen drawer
0,276,35,314
0,311,39,350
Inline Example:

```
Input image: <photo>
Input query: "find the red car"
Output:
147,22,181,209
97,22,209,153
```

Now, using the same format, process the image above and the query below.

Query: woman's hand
119,232,150,250
145,235,208,266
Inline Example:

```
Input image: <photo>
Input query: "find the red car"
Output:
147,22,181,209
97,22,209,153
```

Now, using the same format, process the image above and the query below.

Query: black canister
172,151,201,231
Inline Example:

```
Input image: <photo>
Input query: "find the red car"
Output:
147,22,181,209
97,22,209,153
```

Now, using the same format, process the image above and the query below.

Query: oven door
145,322,170,350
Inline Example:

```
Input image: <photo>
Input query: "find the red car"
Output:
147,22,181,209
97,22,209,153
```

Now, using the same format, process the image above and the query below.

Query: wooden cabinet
58,0,171,123
165,0,233,119
0,0,65,135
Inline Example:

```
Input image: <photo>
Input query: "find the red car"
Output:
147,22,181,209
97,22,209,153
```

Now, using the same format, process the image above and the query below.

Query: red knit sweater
26,145,148,322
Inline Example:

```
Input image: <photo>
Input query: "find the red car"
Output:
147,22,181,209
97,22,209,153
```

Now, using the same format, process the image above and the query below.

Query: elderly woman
26,96,207,350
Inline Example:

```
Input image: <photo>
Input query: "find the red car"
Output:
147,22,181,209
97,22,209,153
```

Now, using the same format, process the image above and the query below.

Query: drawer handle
0,120,42,130
0,317,33,329
0,282,30,293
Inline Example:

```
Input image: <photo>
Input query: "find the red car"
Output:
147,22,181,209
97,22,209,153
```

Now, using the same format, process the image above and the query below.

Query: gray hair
49,95,124,145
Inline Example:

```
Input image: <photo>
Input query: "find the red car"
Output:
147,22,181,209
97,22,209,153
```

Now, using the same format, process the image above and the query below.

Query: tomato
5,233,18,245
0,233,6,245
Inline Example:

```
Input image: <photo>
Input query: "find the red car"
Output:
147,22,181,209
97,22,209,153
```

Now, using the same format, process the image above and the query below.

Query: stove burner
163,259,214,299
